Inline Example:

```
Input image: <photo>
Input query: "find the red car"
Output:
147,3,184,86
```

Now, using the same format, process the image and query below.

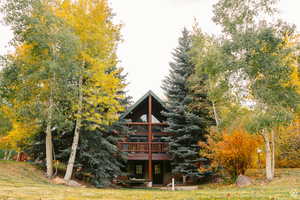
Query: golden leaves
0,106,38,150
200,128,262,177
55,0,124,127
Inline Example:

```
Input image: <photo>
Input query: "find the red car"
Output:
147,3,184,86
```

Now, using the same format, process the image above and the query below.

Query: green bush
0,149,17,160
0,150,5,159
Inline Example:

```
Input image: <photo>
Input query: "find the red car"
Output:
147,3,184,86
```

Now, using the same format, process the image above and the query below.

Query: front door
152,162,163,184
135,163,144,179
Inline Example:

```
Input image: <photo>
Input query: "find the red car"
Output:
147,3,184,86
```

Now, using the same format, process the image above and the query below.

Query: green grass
0,161,299,200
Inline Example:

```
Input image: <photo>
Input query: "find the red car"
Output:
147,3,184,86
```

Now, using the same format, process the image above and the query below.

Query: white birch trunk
45,97,54,178
262,130,273,181
5,150,12,160
16,152,21,162
3,149,8,160
271,129,275,177
45,37,58,178
8,150,12,160
64,74,83,181
208,78,220,127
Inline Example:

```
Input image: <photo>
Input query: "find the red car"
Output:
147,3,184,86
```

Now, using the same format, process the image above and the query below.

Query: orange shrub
199,129,262,179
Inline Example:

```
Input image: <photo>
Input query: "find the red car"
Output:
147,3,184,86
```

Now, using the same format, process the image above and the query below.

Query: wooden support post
148,95,153,184
172,178,175,191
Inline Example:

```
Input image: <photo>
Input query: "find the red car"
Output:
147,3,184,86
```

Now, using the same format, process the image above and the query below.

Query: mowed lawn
0,161,299,200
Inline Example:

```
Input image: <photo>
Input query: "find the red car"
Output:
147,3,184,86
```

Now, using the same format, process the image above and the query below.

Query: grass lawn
0,161,299,200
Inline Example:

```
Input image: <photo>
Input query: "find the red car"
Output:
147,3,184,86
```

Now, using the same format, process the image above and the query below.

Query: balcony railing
118,142,168,153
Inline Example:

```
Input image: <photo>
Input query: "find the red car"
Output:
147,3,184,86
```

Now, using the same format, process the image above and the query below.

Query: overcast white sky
1,0,300,101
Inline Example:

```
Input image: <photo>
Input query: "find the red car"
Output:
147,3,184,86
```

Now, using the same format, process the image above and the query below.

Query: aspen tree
1,0,80,177
210,0,300,181
56,0,124,181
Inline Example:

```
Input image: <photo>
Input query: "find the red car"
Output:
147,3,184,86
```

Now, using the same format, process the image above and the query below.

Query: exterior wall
163,161,172,185
120,92,173,185
127,160,147,179
127,160,172,185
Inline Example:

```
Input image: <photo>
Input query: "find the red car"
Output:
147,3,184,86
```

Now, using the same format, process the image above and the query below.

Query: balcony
118,142,168,153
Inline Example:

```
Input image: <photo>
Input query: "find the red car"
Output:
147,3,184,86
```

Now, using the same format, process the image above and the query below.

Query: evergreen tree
24,68,131,187
162,28,214,179
76,67,132,187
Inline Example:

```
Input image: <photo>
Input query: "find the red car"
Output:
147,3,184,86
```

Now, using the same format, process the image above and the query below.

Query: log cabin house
118,90,172,186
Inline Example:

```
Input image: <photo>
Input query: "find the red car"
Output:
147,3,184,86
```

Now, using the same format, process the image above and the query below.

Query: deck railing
118,142,168,153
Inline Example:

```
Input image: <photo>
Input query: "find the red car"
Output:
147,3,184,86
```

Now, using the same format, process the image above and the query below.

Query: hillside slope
0,161,49,185
0,161,299,200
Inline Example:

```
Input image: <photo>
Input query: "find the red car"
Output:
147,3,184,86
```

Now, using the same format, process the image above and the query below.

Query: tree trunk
64,74,83,181
8,150,12,160
212,101,220,127
208,78,220,127
262,130,273,181
271,129,275,177
16,152,21,162
183,175,187,184
3,149,8,160
5,150,12,160
45,97,54,178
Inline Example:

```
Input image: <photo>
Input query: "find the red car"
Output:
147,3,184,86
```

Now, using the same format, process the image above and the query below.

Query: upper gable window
152,115,160,123
139,114,160,123
140,114,147,122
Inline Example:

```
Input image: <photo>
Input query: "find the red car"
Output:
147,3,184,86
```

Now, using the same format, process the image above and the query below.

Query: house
118,90,172,186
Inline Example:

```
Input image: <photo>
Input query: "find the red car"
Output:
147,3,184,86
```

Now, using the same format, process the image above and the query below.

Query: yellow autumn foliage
276,116,300,168
0,105,38,151
282,34,300,90
199,128,262,178
55,0,124,127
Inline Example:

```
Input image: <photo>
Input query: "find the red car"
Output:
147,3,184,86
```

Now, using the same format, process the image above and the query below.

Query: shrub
277,133,300,168
199,129,262,179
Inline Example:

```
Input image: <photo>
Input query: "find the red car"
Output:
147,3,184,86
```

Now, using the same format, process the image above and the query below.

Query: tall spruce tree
75,67,132,187
162,28,213,179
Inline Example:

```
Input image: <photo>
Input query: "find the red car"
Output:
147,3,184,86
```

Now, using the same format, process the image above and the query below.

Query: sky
1,0,300,101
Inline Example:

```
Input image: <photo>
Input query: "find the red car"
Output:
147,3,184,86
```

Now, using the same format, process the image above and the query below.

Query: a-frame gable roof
120,90,167,120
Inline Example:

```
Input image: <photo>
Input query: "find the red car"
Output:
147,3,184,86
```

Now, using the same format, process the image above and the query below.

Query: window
140,114,160,123
140,114,147,122
154,164,160,174
136,165,143,175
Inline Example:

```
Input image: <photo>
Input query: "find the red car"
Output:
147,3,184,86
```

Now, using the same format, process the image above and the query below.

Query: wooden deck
126,153,171,160
118,142,168,153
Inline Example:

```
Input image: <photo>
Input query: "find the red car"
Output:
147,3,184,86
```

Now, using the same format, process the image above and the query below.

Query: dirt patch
51,177,86,188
